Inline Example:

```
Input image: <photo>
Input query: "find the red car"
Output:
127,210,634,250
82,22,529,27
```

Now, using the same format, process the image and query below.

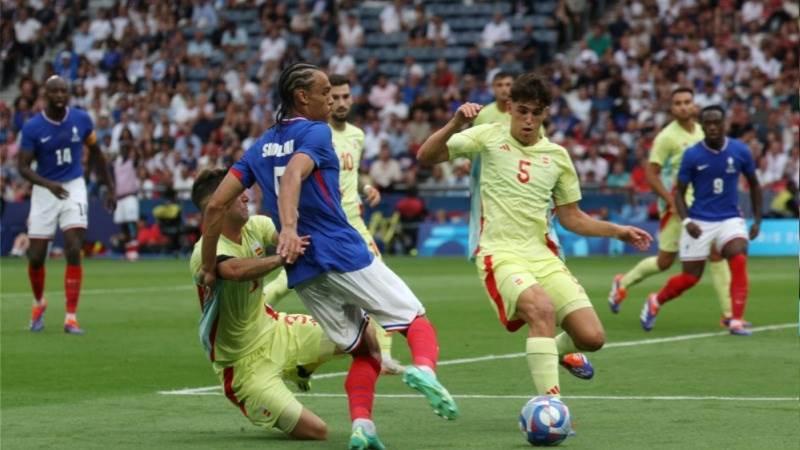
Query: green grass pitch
1,256,798,449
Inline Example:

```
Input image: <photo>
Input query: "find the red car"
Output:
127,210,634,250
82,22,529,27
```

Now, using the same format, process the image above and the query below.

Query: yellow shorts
476,253,592,332
214,313,337,433
658,211,681,253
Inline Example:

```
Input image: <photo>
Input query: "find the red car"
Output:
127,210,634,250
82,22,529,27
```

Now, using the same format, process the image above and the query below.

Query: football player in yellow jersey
261,74,404,375
418,73,652,400
607,87,736,326
189,169,344,440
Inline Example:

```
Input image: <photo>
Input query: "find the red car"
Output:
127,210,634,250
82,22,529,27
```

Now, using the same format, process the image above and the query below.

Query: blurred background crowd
1,0,798,254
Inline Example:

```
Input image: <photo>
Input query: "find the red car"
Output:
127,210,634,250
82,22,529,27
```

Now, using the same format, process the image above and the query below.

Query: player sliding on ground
640,105,762,335
262,74,404,376
417,73,653,399
199,63,458,450
189,169,343,440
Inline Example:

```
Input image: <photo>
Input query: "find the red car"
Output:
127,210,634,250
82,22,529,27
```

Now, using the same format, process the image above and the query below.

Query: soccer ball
518,396,572,446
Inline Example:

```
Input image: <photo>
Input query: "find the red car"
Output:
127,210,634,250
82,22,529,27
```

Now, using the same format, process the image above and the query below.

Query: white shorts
28,177,88,239
679,217,748,261
114,195,139,224
294,259,425,352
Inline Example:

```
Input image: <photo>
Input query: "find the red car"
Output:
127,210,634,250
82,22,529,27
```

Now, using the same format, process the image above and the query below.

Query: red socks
404,316,440,370
345,355,381,421
28,264,45,302
65,265,82,314
656,273,699,305
728,254,749,320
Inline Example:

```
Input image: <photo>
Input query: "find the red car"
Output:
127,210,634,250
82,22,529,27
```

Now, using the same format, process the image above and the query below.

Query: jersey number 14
55,147,72,165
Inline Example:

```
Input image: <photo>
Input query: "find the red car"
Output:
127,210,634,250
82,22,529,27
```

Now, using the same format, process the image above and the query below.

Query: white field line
158,322,797,396
2,285,192,300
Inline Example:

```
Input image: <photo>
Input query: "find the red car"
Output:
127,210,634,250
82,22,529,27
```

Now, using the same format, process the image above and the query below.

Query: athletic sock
345,355,381,421
554,332,578,356
656,272,699,305
709,260,733,318
65,264,82,315
405,316,439,370
352,418,376,434
728,254,749,320
28,264,45,303
525,337,560,397
262,269,290,306
620,256,661,289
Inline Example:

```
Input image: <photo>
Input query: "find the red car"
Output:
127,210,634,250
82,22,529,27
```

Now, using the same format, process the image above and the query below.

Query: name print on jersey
262,140,295,158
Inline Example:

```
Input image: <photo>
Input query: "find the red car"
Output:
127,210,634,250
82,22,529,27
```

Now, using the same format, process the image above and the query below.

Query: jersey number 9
713,177,724,194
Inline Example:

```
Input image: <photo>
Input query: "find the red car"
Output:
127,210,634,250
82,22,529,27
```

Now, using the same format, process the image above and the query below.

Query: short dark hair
275,62,321,124
329,74,350,87
191,169,228,210
492,71,515,82
671,87,694,98
510,73,552,106
699,104,726,119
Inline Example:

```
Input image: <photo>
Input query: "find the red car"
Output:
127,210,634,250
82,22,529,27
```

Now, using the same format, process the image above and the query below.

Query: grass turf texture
1,256,798,449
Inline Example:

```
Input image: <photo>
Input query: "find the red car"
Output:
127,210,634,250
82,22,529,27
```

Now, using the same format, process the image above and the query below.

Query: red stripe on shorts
659,210,673,231
483,255,525,333
223,367,248,416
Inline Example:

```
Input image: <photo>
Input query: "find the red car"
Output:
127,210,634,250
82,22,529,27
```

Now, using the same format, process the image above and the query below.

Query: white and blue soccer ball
518,396,572,446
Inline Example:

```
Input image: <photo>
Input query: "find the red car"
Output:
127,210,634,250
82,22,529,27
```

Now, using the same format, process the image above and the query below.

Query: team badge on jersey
539,155,551,167
71,126,81,142
251,242,264,256
726,157,736,173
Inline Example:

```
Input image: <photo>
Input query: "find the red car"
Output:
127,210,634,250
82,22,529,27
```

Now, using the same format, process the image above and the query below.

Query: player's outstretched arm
17,151,68,198
201,173,246,285
556,202,653,251
417,102,482,165
278,153,315,264
217,250,302,282
743,171,762,240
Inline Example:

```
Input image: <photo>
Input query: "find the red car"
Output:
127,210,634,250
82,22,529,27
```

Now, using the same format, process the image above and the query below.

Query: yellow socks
709,260,733,318
554,332,578,356
262,268,290,306
525,337,560,396
620,256,661,289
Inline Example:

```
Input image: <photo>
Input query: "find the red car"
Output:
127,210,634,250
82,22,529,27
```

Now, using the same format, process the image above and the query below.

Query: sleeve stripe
229,167,244,181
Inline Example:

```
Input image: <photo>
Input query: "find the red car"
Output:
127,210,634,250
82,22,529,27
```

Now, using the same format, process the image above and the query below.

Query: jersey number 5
55,147,72,166
517,160,531,184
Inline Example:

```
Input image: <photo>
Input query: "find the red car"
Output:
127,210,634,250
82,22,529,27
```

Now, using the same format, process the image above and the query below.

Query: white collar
42,107,70,125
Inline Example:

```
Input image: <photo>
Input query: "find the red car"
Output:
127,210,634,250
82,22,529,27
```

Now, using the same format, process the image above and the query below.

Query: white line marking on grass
158,323,797,397
2,285,192,300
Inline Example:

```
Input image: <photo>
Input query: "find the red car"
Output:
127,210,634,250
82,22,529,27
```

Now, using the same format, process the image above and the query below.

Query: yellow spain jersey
648,120,704,198
448,123,581,260
190,215,278,364
331,122,366,225
474,102,511,127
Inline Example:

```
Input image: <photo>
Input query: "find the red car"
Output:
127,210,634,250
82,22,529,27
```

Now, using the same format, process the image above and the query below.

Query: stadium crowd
1,0,798,224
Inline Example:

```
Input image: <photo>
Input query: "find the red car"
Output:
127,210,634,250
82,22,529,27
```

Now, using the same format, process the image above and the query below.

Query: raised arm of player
556,202,653,251
201,173,246,286
86,133,116,211
17,151,68,199
417,102,482,165
277,153,315,263
743,171,762,240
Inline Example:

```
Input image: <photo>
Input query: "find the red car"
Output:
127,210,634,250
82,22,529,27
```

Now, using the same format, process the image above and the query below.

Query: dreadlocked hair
274,62,320,126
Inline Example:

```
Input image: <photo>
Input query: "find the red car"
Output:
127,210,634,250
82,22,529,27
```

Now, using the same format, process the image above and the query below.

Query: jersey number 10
55,147,72,166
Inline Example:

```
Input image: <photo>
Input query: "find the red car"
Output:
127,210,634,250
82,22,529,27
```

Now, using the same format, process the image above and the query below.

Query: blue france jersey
20,108,94,182
678,138,755,222
230,118,373,287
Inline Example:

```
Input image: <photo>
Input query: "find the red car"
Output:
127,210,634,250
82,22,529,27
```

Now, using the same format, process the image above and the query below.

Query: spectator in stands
316,10,339,46
400,55,424,83
408,13,428,47
339,13,364,50
586,23,611,57
426,15,453,48
192,0,218,30
14,7,43,69
419,164,454,190
329,43,355,76
762,140,788,188
379,90,409,124
258,25,287,65
220,20,248,55
576,147,609,185
370,143,404,191
432,58,455,89
380,0,413,34
606,161,631,189
481,11,512,49
395,187,426,254
368,74,398,110
462,44,487,79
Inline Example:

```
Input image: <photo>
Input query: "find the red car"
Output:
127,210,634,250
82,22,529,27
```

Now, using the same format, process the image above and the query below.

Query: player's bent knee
656,252,675,271
577,329,605,352
286,408,328,440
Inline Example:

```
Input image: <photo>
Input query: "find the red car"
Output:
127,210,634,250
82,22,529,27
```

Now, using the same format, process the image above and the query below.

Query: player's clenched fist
453,102,483,127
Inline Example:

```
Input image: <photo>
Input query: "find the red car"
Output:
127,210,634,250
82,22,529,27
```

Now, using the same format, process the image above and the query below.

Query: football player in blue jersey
198,63,458,449
640,105,762,336
18,75,115,335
